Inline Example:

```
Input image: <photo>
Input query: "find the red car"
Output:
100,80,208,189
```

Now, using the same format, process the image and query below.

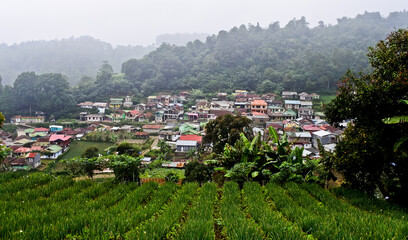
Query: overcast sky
0,0,406,46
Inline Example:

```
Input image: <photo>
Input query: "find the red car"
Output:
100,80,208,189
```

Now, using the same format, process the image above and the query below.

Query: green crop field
1,172,407,239
60,141,114,160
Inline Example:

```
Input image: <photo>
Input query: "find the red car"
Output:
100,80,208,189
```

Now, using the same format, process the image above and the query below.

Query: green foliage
165,172,179,183
324,28,408,204
1,172,408,239
140,168,185,179
203,114,253,154
115,142,140,157
107,155,142,182
217,127,323,184
59,141,113,160
81,146,99,158
0,112,5,127
184,161,213,185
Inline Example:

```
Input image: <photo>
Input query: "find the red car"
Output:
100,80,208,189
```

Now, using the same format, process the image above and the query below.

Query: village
1,90,343,171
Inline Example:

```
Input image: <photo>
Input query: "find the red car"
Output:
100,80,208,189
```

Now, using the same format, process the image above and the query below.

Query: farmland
1,172,407,239
59,141,114,160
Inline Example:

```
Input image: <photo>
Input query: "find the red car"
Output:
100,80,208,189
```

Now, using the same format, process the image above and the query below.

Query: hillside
1,172,407,239
0,36,155,86
121,11,408,95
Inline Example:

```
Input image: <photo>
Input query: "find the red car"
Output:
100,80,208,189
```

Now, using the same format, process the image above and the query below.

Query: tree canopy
324,28,408,205
204,114,252,154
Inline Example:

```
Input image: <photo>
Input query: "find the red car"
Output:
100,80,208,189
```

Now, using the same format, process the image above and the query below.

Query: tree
0,112,5,128
108,155,142,182
115,142,140,157
81,146,99,158
324,29,408,204
184,161,213,185
203,114,253,153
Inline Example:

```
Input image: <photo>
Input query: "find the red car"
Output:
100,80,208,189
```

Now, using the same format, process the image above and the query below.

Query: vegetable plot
1,173,407,240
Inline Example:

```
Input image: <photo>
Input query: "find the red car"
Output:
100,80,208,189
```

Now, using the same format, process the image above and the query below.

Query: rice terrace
1,172,407,239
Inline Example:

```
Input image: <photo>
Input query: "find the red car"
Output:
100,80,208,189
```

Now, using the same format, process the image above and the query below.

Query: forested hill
120,11,408,95
0,36,155,86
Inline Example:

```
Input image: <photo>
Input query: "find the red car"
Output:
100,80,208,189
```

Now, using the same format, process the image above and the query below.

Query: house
246,112,269,127
29,132,47,141
314,112,325,120
179,123,200,135
147,96,160,104
2,157,30,171
179,135,202,144
77,101,94,109
287,132,312,149
24,128,35,136
142,125,163,134
282,91,298,99
251,100,268,114
302,125,322,133
14,147,31,156
210,101,234,111
217,93,228,101
123,96,133,108
268,105,285,114
261,93,277,101
34,127,49,133
49,134,71,148
43,145,63,159
298,108,314,119
49,125,63,133
176,140,198,152
284,100,301,110
234,90,248,96
10,116,45,124
84,114,104,122
109,98,123,109
234,101,251,113
269,109,297,121
93,102,108,113
159,130,179,141
299,92,312,101
310,93,320,99
134,132,149,139
25,152,41,168
312,130,336,148
300,101,313,108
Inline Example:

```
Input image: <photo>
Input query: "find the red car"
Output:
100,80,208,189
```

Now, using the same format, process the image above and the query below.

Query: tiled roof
49,134,71,142
179,135,202,142
143,125,162,129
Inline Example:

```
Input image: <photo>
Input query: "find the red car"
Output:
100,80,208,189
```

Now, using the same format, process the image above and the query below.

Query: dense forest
120,11,408,95
0,36,155,86
1,11,408,119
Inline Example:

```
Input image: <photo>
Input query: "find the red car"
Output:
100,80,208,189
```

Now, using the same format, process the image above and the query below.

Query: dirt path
141,136,159,155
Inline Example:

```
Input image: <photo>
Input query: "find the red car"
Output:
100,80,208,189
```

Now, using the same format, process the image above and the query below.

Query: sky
0,0,406,47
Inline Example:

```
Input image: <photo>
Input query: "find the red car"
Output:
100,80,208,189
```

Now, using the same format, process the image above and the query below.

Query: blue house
49,125,63,133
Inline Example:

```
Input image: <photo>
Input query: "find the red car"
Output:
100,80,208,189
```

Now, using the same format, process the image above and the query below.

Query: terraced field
1,172,407,239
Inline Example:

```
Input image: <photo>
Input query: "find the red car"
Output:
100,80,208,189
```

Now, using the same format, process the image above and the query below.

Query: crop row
177,182,217,240
243,182,307,240
266,182,408,240
2,180,115,239
221,181,263,240
126,182,199,240
0,172,54,197
78,181,177,238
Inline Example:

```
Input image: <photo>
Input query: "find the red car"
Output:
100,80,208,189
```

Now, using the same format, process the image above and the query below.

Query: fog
0,0,406,46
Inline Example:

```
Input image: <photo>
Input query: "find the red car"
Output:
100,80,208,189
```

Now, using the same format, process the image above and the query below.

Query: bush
165,172,179,183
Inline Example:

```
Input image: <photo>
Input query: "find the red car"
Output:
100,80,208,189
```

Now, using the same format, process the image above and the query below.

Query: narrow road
141,136,159,156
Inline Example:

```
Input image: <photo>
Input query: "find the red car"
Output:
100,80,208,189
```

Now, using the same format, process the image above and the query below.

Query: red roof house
179,135,202,144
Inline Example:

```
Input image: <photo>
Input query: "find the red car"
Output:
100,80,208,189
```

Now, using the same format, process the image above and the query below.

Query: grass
140,168,185,179
59,141,114,160
312,94,336,112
